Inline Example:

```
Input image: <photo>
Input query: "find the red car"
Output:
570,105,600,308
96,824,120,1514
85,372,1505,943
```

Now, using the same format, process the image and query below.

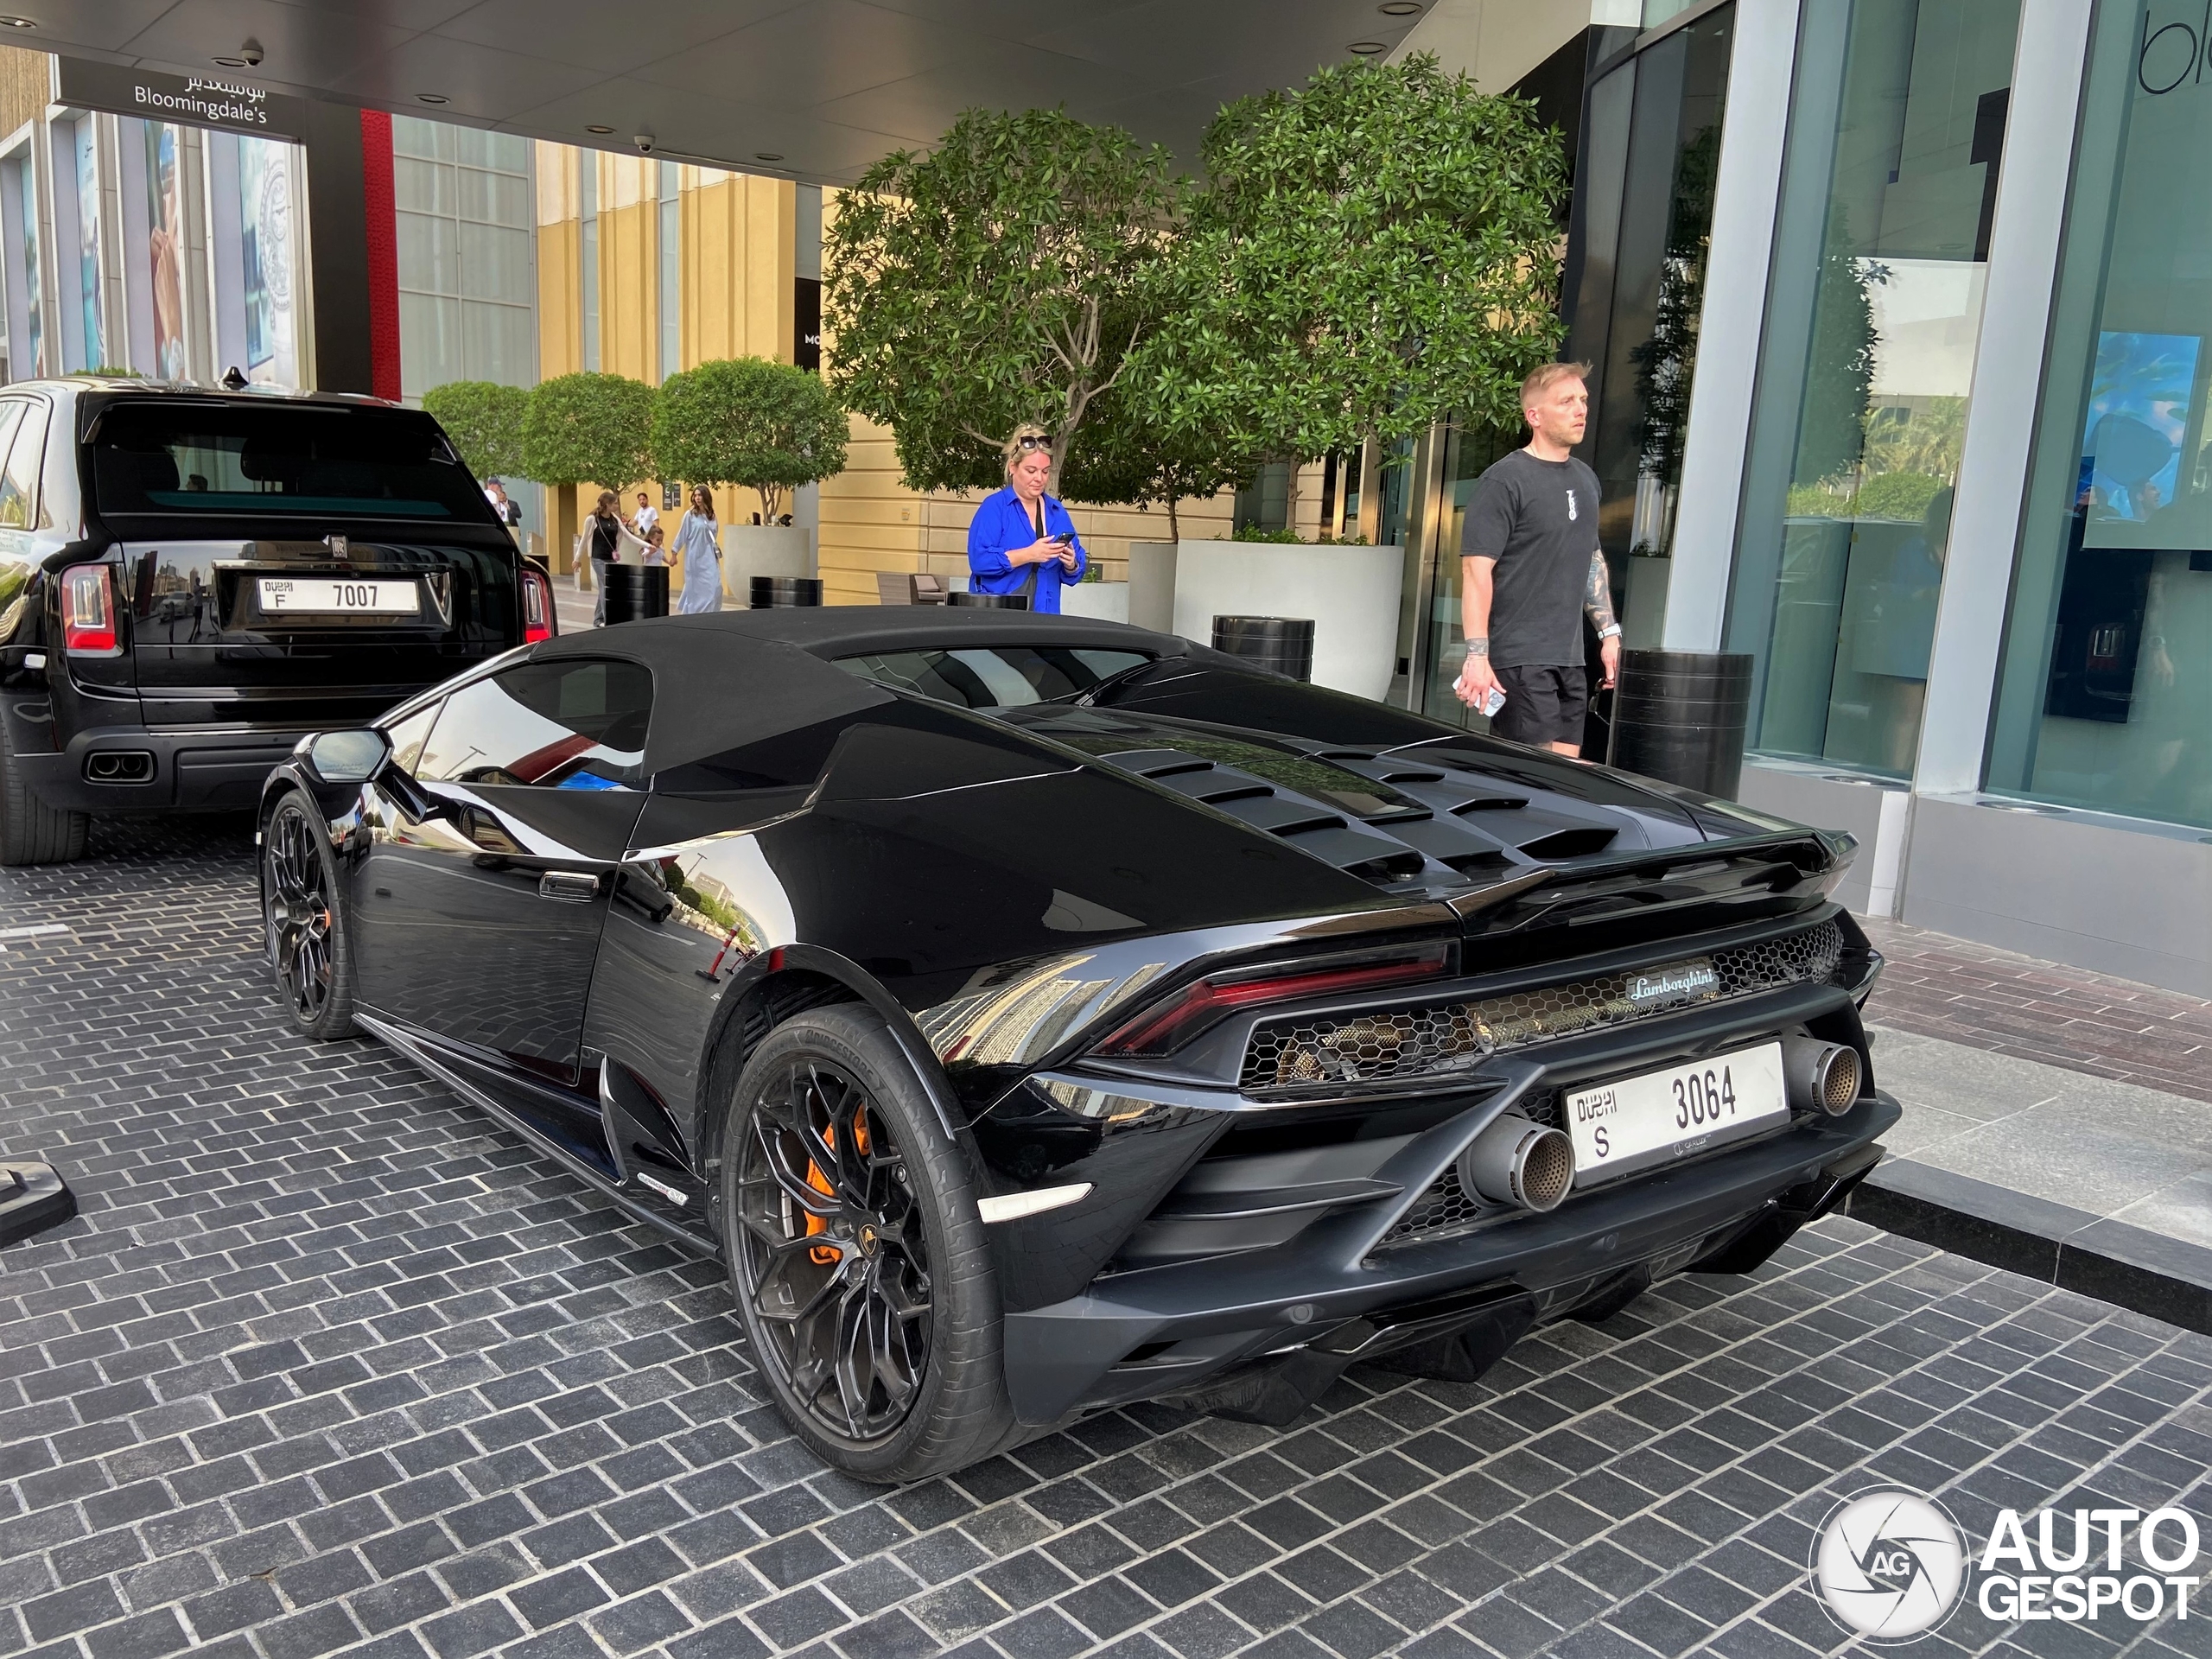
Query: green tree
1795,208,1884,486
652,357,849,524
1060,385,1260,543
423,380,529,481
823,106,1182,497
521,371,657,495
1141,54,1567,528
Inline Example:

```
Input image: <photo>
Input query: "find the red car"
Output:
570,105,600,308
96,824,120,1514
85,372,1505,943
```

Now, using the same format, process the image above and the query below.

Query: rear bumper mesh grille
1239,920,1845,1097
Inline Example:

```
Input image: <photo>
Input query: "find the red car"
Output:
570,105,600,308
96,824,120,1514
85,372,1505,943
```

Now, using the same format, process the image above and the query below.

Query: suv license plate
1566,1042,1789,1188
257,578,419,615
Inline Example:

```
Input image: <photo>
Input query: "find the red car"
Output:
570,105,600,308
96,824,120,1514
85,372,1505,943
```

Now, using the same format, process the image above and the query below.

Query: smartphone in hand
1480,687,1507,718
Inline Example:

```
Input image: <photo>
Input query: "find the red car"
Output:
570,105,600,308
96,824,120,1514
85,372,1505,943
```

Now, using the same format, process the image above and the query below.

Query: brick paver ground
1861,918,2212,1108
3,817,2210,1659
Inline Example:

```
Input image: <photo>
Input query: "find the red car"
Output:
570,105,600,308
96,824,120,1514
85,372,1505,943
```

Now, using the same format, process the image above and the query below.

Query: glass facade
72,118,103,372
1564,4,1734,646
13,151,41,379
392,116,534,399
1986,0,2212,832
658,160,679,381
1728,0,2021,777
579,152,599,373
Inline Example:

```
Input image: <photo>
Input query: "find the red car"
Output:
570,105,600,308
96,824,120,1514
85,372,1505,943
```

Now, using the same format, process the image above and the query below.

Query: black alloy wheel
263,793,357,1040
735,1057,932,1440
721,1006,1015,1480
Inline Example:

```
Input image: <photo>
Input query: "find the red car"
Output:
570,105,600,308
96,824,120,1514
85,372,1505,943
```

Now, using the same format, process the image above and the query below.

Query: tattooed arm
1453,556,1501,707
1585,550,1618,633
1586,550,1622,688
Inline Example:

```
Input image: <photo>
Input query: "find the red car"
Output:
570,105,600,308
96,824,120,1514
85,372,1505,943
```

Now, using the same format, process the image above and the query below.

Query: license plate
257,578,419,615
1565,1043,1789,1187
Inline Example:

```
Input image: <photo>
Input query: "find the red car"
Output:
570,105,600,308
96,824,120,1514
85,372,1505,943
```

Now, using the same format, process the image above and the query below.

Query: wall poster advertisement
237,136,295,385
74,118,103,371
144,121,186,379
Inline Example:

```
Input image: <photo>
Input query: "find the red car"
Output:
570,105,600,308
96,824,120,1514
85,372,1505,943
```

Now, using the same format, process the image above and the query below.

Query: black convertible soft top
531,607,1198,777
541,605,1190,662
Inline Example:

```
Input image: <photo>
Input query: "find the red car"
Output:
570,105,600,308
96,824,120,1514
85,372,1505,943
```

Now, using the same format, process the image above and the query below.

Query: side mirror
302,728,391,785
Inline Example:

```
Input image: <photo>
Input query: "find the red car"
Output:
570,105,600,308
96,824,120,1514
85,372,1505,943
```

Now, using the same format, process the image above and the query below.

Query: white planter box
719,524,815,599
1157,539,1404,702
1058,581,1129,624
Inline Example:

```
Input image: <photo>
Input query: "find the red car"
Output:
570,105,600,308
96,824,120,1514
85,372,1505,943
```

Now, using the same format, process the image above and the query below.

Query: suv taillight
60,563,118,654
521,566,555,643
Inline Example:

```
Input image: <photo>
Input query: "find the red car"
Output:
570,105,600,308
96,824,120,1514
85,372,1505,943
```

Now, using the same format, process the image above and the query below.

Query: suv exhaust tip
84,750,155,784
1784,1038,1861,1116
1459,1113,1576,1213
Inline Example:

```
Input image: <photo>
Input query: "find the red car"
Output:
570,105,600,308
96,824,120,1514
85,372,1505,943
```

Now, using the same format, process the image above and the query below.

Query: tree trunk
1166,494,1180,543
1281,458,1302,539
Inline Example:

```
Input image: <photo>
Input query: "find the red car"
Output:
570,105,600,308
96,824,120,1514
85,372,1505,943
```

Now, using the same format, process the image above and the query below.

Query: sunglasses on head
1015,435,1052,452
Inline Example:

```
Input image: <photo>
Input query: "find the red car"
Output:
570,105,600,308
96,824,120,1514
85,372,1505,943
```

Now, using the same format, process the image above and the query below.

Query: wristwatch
1598,624,1623,640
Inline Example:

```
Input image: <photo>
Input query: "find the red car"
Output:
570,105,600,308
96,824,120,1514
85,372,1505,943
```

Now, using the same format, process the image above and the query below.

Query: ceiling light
0,15,38,27
416,93,448,105
586,124,614,134
754,152,785,163
1349,41,1388,54
1379,2,1422,12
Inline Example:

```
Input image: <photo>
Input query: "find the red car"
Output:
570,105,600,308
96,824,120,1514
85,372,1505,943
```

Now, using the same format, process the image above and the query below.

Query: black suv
0,379,556,862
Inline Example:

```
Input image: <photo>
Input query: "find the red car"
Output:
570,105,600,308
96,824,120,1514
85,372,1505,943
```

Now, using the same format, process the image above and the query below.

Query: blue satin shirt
966,486,1088,613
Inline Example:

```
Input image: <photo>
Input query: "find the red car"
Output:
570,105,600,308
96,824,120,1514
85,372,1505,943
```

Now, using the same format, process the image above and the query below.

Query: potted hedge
521,371,657,581
653,357,849,598
1128,56,1566,698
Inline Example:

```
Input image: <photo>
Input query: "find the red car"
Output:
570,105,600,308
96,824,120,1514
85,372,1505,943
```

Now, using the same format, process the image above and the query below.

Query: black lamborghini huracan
258,608,1897,1480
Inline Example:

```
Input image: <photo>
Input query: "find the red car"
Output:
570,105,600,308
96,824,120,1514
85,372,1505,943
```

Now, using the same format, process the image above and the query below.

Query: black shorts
1491,663,1589,747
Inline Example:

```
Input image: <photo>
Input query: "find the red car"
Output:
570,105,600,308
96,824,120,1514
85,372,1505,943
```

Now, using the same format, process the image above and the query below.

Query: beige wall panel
601,198,654,384
538,215,582,382
746,176,795,362
0,48,48,139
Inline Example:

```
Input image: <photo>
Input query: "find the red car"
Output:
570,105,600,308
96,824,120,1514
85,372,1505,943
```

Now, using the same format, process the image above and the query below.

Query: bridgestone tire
0,719,87,866
721,1004,1016,1482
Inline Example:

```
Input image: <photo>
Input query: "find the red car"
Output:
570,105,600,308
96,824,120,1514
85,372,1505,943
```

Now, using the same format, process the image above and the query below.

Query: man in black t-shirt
1452,362,1621,754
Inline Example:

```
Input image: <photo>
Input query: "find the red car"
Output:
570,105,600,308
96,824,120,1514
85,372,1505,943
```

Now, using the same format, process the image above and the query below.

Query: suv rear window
87,401,491,520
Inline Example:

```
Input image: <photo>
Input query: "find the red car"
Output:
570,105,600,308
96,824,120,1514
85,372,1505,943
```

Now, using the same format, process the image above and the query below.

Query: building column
1909,0,2094,797
1656,0,1798,652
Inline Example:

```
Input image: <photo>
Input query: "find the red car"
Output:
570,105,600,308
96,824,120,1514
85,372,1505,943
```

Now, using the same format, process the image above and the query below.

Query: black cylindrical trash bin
749,576,823,609
1212,615,1314,682
1606,649,1753,798
601,564,670,626
947,590,1028,609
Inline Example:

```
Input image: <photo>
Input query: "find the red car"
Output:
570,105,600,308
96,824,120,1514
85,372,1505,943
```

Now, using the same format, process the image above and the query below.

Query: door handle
538,871,601,903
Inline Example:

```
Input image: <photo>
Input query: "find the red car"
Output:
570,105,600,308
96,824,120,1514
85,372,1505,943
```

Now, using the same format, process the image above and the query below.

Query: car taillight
521,566,555,643
1094,942,1452,1058
60,563,118,654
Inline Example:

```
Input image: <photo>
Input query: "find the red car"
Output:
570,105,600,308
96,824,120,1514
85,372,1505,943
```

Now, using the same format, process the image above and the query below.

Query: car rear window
836,645,1152,709
87,400,491,520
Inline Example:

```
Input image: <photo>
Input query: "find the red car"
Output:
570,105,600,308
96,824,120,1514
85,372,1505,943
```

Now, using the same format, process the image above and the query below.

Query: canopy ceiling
23,0,1426,181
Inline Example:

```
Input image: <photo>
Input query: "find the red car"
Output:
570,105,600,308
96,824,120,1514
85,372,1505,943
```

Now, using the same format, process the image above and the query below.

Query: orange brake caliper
802,1109,872,1266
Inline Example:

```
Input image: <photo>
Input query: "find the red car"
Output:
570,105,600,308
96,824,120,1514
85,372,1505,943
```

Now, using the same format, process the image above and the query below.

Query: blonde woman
965,425,1085,612
672,485,723,613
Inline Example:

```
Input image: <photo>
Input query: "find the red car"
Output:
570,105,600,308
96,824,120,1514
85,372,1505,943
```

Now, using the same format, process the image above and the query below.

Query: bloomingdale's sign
53,58,308,141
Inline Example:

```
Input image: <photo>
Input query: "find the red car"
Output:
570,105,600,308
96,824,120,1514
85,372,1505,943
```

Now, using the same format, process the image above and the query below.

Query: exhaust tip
83,750,154,784
1516,1128,1576,1211
1459,1114,1576,1213
1784,1038,1862,1116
